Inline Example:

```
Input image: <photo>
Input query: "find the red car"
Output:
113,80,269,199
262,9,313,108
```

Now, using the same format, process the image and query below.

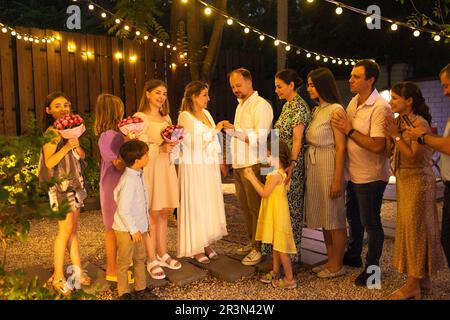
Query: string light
88,4,94,10
115,52,123,59
227,18,233,25
1,27,7,33
336,7,343,15
181,0,188,3
315,0,450,41
434,34,441,42
129,55,137,62
135,31,141,36
11,31,16,36
296,49,301,55
144,35,149,40
204,7,212,15
306,53,312,58
101,12,107,18
193,0,360,66
115,18,121,24
124,25,130,31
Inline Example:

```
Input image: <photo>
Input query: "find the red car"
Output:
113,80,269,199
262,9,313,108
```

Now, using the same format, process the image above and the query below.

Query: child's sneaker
271,278,297,289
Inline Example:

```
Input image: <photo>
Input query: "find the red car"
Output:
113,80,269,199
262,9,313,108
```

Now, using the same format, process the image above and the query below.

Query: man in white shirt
225,68,273,266
332,60,392,287
407,63,450,269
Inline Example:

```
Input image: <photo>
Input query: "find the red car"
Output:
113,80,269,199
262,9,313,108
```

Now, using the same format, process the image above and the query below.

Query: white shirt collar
237,91,259,106
125,167,144,177
356,89,379,107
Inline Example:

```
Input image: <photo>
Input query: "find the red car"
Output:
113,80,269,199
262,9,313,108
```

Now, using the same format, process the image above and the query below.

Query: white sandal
157,253,182,270
146,260,166,280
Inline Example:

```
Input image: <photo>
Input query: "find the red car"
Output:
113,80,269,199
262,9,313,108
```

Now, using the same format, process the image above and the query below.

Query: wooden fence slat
98,36,111,94
16,27,34,134
123,39,136,116
0,48,3,134
86,34,100,114
46,30,57,93
31,28,48,127
144,41,155,80
111,38,121,98
0,32,16,135
134,41,145,114
74,33,89,114
60,31,77,104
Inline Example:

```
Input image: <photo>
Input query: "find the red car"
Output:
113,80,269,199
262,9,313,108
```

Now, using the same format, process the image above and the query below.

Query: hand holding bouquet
161,125,186,164
119,116,145,139
54,114,86,139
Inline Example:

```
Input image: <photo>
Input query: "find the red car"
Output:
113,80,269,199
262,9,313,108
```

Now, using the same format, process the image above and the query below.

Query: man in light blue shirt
113,140,155,300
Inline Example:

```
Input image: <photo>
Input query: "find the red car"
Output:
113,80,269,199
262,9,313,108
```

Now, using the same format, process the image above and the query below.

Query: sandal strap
147,259,161,269
158,253,171,262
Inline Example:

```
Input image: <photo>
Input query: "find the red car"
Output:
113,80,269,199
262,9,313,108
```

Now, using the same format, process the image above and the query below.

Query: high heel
387,288,421,300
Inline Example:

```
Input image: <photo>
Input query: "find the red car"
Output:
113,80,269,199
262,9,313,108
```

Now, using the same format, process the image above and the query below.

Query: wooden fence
0,27,267,135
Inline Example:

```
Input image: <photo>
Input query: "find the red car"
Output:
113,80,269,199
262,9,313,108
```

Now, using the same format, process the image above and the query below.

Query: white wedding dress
177,110,228,258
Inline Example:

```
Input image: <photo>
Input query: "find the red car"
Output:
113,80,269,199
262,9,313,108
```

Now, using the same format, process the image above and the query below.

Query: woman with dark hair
270,68,311,266
305,67,348,278
134,79,181,280
177,81,228,263
386,81,444,299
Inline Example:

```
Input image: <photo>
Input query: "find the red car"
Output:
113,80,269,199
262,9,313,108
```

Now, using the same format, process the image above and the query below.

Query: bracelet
347,128,356,138
291,159,298,167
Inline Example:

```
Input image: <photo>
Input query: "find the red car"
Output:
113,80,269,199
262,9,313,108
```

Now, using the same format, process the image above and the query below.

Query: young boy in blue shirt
113,140,155,300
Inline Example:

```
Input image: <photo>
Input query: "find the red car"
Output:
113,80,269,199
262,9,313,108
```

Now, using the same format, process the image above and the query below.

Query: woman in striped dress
304,68,347,278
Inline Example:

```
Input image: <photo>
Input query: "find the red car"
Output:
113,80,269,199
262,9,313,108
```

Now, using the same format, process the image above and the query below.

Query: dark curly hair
391,81,432,125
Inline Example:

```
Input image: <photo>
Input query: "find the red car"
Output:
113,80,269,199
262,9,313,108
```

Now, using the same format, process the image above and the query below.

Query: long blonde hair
179,80,209,113
94,93,124,135
138,79,169,116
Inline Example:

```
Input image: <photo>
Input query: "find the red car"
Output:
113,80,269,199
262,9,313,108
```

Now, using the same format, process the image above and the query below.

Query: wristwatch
347,128,356,138
418,133,427,145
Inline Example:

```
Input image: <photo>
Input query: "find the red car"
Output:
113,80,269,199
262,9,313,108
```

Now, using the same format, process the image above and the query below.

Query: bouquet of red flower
54,114,86,139
119,116,145,139
161,124,185,143
161,125,185,164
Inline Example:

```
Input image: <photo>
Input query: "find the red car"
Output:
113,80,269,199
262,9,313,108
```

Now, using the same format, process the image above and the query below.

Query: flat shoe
194,255,211,264
206,249,219,260
317,267,346,279
271,278,297,289
311,265,326,273
157,253,182,270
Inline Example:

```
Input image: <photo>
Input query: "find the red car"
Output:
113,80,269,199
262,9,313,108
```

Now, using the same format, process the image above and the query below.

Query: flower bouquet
161,125,186,164
119,116,145,139
54,114,86,139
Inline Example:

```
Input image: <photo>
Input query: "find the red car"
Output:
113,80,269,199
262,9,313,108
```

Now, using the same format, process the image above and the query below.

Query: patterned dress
262,95,311,263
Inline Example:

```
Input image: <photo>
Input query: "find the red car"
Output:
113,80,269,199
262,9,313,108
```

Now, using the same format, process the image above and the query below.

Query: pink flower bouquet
54,114,86,139
161,125,185,164
119,116,145,139
161,124,185,143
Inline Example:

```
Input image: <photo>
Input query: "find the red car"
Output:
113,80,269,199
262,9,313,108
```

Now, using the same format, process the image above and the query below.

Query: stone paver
190,255,255,282
162,259,208,287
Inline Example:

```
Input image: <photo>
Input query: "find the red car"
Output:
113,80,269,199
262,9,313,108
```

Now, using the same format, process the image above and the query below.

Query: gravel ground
4,192,450,300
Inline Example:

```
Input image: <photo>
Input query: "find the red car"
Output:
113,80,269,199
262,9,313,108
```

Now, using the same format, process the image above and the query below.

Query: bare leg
66,209,81,269
105,229,117,277
156,209,169,257
145,211,157,262
323,230,333,270
324,228,347,272
278,251,294,282
272,251,281,275
53,212,75,280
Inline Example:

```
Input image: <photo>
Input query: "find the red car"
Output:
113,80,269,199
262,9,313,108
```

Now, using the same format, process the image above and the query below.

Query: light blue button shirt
112,167,149,234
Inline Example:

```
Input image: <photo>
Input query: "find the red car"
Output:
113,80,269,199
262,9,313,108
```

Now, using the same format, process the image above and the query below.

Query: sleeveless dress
255,169,297,254
134,112,179,211
305,103,346,230
37,131,87,212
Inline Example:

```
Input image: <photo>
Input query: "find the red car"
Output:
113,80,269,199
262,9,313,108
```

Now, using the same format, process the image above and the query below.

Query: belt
306,145,334,165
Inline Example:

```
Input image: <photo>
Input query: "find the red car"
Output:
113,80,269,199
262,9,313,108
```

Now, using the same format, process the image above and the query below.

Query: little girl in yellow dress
243,139,297,289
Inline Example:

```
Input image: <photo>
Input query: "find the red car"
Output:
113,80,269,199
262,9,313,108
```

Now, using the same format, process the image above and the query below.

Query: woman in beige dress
387,81,444,299
134,79,181,280
304,67,347,279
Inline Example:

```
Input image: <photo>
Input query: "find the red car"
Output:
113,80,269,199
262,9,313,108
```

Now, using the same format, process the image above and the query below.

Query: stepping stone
190,255,255,282
81,262,111,294
146,273,169,288
301,238,327,255
22,265,52,287
162,259,208,287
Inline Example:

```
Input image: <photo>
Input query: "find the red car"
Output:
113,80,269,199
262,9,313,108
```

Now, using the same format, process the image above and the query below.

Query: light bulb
323,57,329,62
115,19,121,24
274,40,280,46
306,53,312,58
285,45,291,51
115,52,123,59
244,27,250,34
413,30,420,37
296,50,301,55
136,31,141,36
227,19,233,25
129,55,137,62
434,34,441,41
11,31,16,36
144,35,149,40
365,16,373,24
391,23,398,31
88,4,94,10
1,27,7,33
336,7,343,15
204,7,212,15
101,12,107,18
159,42,164,47
315,55,321,61
124,25,130,31
259,35,265,41
332,59,337,64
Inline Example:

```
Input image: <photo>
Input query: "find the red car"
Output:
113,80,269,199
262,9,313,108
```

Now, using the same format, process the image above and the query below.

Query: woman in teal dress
262,69,311,265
